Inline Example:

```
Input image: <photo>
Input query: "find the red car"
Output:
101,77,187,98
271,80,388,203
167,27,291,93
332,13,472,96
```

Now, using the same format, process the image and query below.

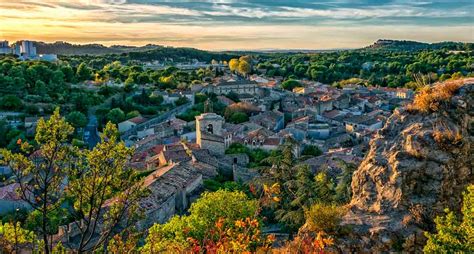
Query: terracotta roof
127,116,148,124
263,137,281,146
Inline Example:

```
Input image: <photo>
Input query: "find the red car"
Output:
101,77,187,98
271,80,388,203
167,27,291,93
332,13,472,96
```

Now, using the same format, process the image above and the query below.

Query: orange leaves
188,217,273,253
313,231,334,251
263,183,281,205
408,80,464,113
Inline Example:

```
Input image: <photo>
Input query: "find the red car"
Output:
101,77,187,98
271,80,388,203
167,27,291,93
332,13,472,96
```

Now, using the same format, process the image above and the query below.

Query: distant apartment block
20,40,37,57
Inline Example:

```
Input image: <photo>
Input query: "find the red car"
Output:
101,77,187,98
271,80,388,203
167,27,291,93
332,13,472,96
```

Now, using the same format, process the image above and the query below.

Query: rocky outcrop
339,79,474,252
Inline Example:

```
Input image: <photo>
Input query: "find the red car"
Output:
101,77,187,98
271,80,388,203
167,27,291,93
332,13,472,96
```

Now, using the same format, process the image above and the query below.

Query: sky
0,0,473,50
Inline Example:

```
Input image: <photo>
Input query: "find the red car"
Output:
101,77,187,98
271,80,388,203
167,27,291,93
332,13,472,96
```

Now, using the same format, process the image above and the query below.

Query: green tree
126,110,140,119
143,190,257,252
66,123,145,252
66,111,87,129
228,112,249,124
0,222,37,253
302,145,322,156
106,108,125,124
60,65,74,82
424,185,474,253
0,108,74,254
76,62,92,81
281,79,301,91
0,95,22,110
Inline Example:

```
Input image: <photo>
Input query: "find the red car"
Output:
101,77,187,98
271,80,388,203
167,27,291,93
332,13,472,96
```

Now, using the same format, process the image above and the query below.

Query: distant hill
365,39,473,51
33,41,164,55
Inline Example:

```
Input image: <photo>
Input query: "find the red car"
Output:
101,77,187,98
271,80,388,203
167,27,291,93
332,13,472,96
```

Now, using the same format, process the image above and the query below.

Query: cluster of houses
83,74,412,228
0,72,414,237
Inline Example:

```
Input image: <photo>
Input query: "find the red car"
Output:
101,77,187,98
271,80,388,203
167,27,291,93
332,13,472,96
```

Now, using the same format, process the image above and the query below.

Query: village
94,72,414,228
0,65,415,235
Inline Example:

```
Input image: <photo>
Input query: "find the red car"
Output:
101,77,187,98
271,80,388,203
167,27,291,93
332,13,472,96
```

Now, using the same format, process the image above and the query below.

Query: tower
195,113,225,155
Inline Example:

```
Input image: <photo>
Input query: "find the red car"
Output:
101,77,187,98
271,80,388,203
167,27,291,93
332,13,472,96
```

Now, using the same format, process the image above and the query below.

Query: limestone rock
338,79,474,252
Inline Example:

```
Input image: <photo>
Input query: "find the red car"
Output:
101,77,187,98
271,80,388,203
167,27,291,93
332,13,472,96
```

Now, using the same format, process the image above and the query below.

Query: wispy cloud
0,0,472,49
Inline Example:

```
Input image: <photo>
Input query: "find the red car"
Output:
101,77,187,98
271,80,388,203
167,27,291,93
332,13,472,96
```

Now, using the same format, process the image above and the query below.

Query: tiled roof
127,116,148,125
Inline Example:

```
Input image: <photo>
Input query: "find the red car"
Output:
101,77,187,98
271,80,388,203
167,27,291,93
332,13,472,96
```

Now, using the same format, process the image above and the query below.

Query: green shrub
304,203,346,234
424,185,474,253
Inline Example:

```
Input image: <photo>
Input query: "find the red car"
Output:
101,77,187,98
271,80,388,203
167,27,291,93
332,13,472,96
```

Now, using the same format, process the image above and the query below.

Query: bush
281,79,301,91
408,80,463,113
142,190,258,252
302,145,322,156
424,185,473,253
304,203,346,234
228,112,248,124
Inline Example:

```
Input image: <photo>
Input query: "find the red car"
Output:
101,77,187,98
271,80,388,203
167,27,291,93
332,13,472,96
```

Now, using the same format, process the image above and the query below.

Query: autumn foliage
408,79,464,113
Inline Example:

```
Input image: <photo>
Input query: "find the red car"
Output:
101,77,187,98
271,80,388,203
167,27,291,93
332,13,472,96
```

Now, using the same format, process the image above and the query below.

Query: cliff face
340,79,474,252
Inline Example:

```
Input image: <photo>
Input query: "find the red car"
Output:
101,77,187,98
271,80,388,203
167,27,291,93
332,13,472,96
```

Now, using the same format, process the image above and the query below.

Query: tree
0,95,22,110
281,79,301,91
424,185,474,253
0,222,37,253
143,190,258,252
60,65,74,82
76,63,92,82
66,111,87,129
126,110,140,120
0,108,74,254
302,145,322,156
228,112,248,124
65,123,145,252
229,59,240,72
174,96,189,106
238,60,251,76
106,108,125,124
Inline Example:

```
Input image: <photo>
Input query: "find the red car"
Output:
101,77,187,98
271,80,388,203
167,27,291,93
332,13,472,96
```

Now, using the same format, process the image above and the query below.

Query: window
207,123,213,134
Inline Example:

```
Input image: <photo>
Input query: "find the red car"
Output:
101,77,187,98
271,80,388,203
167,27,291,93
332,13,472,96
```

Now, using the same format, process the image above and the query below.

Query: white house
118,116,148,133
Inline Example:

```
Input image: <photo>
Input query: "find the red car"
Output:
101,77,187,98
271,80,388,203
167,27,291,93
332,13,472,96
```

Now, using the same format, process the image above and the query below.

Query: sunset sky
0,0,473,50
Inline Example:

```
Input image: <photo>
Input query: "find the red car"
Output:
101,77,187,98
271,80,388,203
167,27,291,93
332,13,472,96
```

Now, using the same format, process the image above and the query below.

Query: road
84,93,121,149
85,108,100,149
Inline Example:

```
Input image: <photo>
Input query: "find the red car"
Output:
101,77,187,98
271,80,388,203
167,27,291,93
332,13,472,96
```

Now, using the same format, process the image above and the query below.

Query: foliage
187,217,274,253
228,112,249,124
424,185,474,253
66,111,87,129
0,108,74,254
0,95,22,110
142,190,258,252
225,143,270,167
0,222,37,253
229,58,240,72
304,203,346,234
302,145,323,156
238,60,251,76
65,123,146,252
259,140,355,232
408,80,463,113
107,108,126,124
107,229,141,254
280,231,335,253
281,79,301,91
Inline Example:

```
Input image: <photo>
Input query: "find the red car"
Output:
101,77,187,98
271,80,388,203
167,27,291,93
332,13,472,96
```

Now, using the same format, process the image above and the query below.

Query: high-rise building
13,43,21,56
20,40,36,57
0,40,10,54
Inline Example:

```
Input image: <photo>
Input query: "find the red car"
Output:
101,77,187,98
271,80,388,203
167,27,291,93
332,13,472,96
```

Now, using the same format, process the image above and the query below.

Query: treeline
255,49,473,88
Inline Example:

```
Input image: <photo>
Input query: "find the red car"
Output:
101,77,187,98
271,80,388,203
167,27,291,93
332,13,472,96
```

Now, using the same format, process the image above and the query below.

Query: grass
408,80,464,113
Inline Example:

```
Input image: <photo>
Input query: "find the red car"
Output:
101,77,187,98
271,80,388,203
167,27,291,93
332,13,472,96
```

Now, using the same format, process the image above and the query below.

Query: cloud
0,0,471,49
